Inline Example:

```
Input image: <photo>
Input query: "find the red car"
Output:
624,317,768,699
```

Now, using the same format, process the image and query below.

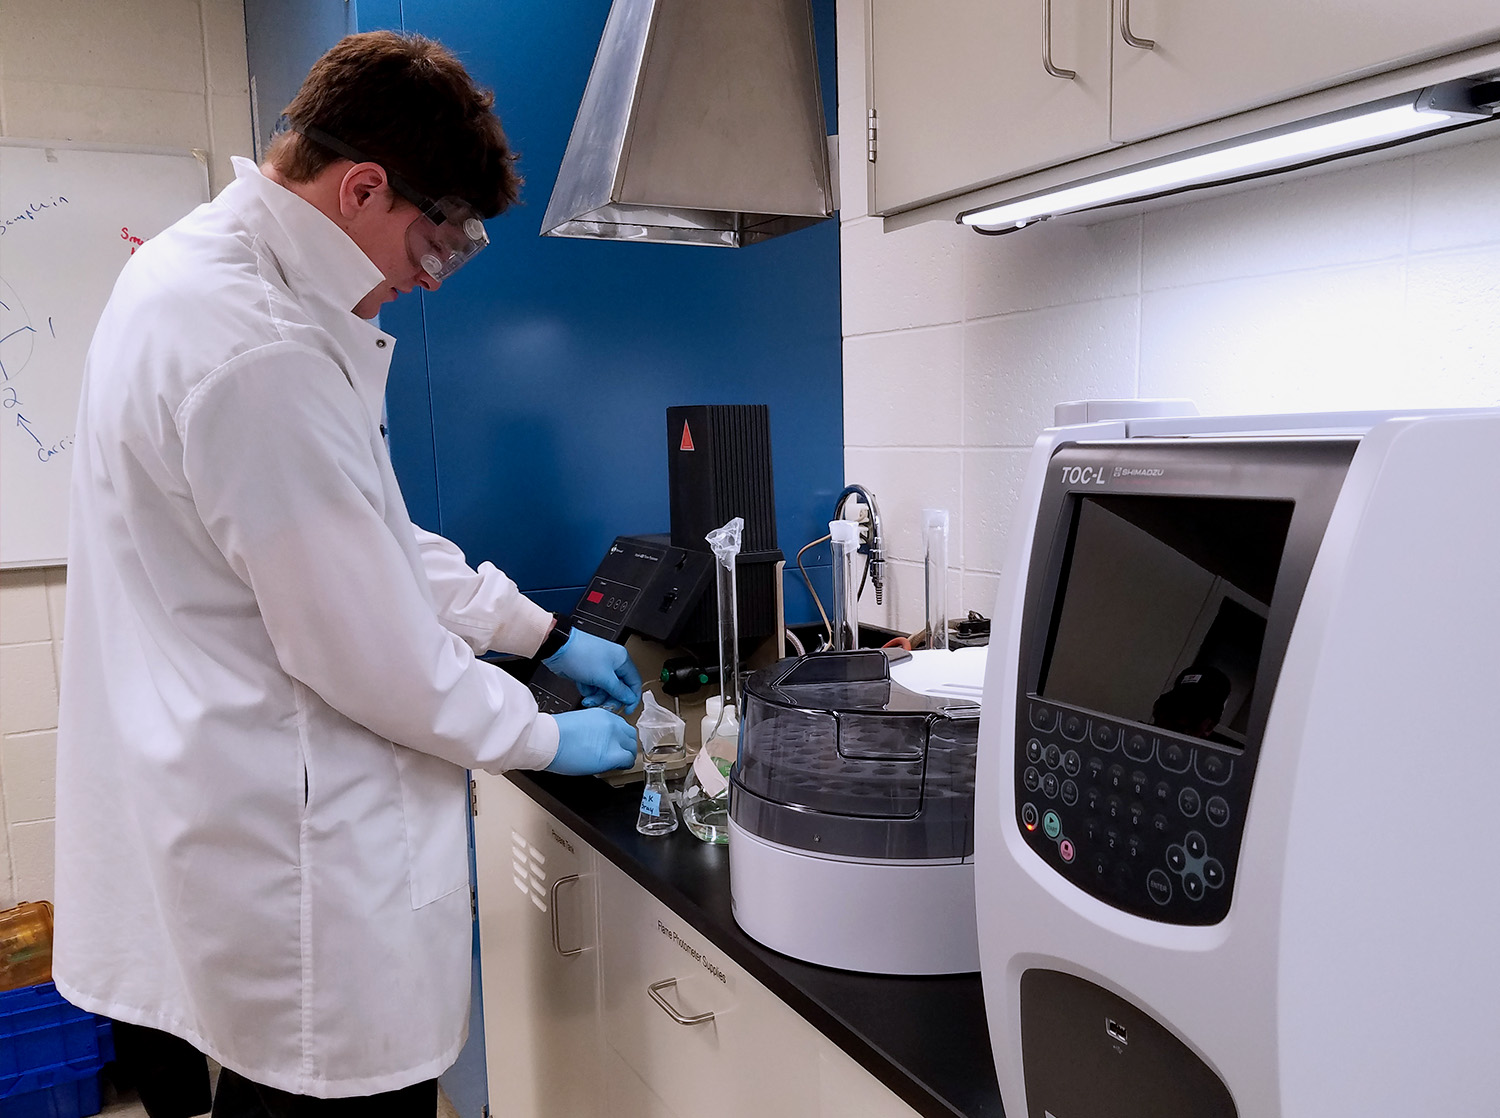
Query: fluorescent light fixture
960,78,1500,234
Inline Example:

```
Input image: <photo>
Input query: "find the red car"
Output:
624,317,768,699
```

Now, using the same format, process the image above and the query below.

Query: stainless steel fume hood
541,0,835,248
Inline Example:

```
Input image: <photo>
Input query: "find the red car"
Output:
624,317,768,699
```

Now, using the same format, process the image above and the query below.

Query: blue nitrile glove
544,629,643,713
545,708,638,775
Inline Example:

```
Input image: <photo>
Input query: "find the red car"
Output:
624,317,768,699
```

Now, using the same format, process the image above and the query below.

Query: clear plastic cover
731,650,979,860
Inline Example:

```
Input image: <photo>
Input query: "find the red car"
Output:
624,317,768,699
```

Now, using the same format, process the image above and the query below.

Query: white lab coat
53,158,560,1098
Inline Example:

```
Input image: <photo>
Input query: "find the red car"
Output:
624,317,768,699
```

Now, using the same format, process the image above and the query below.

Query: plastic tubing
924,508,950,651
829,518,860,652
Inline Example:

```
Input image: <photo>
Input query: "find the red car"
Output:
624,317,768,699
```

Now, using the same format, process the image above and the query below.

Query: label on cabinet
656,918,729,987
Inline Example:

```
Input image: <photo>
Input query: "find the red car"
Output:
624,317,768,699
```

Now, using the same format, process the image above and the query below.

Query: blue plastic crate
0,1065,101,1118
0,985,112,1118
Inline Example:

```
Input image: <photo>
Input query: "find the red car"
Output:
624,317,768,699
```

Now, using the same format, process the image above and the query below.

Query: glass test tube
924,508,950,651
829,518,860,652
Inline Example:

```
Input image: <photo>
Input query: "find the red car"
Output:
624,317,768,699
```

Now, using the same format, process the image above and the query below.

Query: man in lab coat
52,31,640,1117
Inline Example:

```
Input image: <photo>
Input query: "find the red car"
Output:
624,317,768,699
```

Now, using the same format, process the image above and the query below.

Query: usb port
1105,1018,1129,1045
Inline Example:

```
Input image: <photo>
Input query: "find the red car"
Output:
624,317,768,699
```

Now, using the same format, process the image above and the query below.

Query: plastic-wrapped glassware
636,690,686,763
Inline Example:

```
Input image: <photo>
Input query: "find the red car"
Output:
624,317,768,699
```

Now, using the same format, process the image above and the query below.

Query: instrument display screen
1038,494,1294,748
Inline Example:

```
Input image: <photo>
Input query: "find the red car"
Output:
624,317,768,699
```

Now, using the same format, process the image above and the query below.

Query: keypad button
1203,858,1225,889
1090,854,1110,883
1206,795,1231,828
1107,764,1126,791
1126,835,1146,860
1061,779,1079,806
1044,743,1063,769
1024,767,1041,792
1178,786,1202,818
1043,811,1062,840
1029,703,1057,732
1124,731,1154,762
1085,786,1104,812
1105,827,1123,853
1151,812,1171,835
1182,872,1205,900
1021,803,1039,830
1147,869,1173,905
1184,830,1207,860
1159,741,1191,773
1090,720,1118,751
1166,843,1187,872
1111,861,1135,894
1087,756,1106,782
1153,780,1173,805
1060,713,1088,742
1083,818,1103,844
1042,772,1060,799
1105,795,1125,822
1058,838,1076,863
1062,750,1082,777
1128,801,1146,829
1196,751,1233,786
1129,770,1149,798
1026,738,1044,764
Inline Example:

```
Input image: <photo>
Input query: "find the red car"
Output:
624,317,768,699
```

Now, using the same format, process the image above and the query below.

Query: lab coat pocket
393,746,470,908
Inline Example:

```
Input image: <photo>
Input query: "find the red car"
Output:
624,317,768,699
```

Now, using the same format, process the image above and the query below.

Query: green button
1043,811,1062,840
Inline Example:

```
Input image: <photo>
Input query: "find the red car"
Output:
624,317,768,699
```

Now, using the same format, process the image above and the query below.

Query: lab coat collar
222,157,395,426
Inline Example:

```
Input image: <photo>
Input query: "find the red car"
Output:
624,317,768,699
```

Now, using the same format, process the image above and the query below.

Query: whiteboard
0,140,209,569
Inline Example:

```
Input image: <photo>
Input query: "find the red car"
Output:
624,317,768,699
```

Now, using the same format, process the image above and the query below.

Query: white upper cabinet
868,0,1112,214
1111,0,1500,142
866,0,1500,216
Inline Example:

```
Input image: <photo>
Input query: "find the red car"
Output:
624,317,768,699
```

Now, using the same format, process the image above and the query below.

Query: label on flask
691,748,730,798
641,788,661,814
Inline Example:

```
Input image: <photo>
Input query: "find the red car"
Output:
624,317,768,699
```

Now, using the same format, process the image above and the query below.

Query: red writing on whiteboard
120,227,145,253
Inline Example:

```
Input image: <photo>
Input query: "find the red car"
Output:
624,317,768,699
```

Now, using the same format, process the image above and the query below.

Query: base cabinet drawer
596,858,924,1118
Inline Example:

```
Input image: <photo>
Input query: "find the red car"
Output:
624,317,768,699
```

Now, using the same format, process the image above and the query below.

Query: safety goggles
293,123,489,283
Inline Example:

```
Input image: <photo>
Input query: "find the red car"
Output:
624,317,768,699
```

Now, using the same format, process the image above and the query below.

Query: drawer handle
549,874,583,958
1119,0,1156,50
1041,0,1077,79
647,978,715,1026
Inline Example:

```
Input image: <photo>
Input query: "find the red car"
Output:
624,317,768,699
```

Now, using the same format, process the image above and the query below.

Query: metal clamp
1120,0,1156,50
647,978,715,1026
1042,0,1077,79
549,874,583,958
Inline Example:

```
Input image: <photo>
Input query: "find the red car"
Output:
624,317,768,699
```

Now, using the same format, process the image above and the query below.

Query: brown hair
267,31,521,218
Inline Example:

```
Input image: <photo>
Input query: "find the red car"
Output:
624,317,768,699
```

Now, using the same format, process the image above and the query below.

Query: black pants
211,1066,437,1118
109,1021,214,1118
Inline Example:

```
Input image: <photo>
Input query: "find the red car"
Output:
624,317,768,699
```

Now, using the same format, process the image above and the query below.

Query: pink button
1059,839,1075,863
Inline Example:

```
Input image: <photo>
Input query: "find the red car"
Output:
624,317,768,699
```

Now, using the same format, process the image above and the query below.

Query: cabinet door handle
1041,0,1077,79
1119,0,1156,49
549,874,584,958
647,978,715,1026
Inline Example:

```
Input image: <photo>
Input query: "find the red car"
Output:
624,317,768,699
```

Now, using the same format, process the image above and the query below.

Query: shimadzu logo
1113,465,1166,478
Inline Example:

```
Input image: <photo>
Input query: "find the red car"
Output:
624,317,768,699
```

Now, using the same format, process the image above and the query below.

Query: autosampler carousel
726,648,982,975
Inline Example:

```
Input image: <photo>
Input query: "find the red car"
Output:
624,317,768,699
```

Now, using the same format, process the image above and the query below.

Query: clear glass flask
636,762,678,836
829,518,860,651
924,508,950,650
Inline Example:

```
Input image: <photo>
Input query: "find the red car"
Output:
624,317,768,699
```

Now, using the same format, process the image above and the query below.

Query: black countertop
507,770,1005,1118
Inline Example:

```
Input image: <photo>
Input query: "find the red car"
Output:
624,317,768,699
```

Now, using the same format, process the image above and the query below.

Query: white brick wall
0,0,253,907
836,0,1500,637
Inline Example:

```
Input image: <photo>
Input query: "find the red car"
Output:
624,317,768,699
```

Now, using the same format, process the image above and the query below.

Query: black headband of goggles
285,120,441,214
